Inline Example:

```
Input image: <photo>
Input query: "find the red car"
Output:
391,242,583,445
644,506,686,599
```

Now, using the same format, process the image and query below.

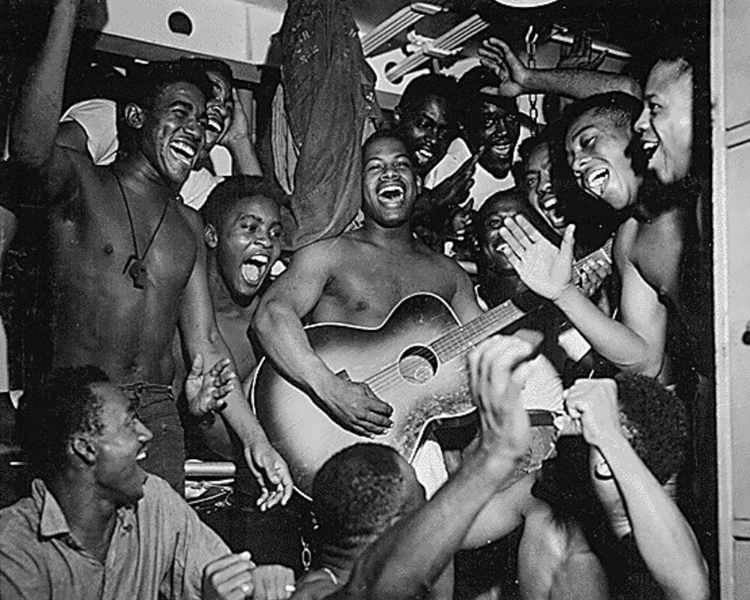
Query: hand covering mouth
241,254,270,285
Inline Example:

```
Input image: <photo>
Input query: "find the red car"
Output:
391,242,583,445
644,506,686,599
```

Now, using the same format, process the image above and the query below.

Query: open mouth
414,147,434,164
584,167,609,198
378,183,405,205
207,113,225,136
241,254,270,286
641,140,658,161
169,140,197,166
136,448,148,461
541,196,566,227
488,141,512,158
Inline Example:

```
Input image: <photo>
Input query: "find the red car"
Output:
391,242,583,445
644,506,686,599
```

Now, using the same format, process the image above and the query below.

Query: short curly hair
312,443,408,551
397,73,461,122
615,372,689,484
16,366,110,480
201,175,281,230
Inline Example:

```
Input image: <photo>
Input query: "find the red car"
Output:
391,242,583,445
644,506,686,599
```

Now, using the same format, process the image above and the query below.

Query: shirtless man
498,92,684,381
10,0,291,504
253,129,484,444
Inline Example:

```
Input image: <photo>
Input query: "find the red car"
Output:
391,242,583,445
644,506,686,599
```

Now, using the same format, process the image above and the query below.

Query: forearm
199,335,269,449
10,0,79,165
253,301,335,396
601,438,709,600
224,136,263,177
522,68,641,100
554,287,659,375
344,448,521,600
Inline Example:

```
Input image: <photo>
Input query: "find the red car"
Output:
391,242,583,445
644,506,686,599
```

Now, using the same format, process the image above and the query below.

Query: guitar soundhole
398,345,438,385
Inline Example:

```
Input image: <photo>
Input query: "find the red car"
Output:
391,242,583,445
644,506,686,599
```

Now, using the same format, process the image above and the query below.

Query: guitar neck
430,237,614,363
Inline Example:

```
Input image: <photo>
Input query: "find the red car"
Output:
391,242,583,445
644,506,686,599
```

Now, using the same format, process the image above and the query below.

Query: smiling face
362,136,420,228
524,142,566,234
396,96,455,177
213,195,282,303
137,81,207,186
635,59,693,185
204,69,234,150
467,100,520,179
566,110,642,210
89,383,152,506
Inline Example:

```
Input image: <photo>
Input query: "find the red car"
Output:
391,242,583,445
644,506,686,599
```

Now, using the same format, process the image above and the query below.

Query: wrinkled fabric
273,0,383,250
0,477,230,600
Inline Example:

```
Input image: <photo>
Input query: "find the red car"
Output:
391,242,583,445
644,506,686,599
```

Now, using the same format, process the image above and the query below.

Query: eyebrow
569,124,596,142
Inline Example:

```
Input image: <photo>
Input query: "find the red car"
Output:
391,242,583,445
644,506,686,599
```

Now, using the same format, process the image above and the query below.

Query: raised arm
179,208,292,510
565,379,709,600
332,334,535,600
221,88,263,177
478,38,641,101
10,0,88,197
252,242,394,437
500,215,665,376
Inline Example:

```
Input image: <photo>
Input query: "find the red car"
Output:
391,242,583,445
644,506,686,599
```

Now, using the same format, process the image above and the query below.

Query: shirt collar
32,478,138,539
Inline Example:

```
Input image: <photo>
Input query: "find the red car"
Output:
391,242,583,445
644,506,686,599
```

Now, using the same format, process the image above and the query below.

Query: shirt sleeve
59,99,119,166
147,478,231,600
0,513,52,600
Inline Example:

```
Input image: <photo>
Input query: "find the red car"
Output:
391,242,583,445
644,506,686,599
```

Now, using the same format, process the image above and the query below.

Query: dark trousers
119,382,184,494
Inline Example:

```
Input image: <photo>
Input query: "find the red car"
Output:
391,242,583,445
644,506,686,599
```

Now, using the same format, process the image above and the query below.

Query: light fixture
492,0,560,7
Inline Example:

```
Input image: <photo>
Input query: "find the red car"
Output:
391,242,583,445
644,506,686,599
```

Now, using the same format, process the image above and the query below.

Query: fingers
203,551,255,600
252,565,296,600
559,223,576,264
190,353,205,378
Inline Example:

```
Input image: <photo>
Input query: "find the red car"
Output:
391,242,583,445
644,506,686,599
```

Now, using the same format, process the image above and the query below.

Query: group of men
0,0,714,598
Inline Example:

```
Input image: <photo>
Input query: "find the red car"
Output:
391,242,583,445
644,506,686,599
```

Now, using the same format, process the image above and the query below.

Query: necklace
113,171,171,289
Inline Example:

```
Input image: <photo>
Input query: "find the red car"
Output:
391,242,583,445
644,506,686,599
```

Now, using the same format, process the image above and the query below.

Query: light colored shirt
60,98,224,210
0,476,230,600
424,137,517,211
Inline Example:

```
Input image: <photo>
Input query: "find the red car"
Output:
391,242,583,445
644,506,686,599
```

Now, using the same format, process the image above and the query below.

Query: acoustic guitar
251,241,612,499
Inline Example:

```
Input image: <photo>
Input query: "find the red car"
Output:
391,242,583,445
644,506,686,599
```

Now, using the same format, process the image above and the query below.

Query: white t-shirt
424,136,521,211
60,98,223,210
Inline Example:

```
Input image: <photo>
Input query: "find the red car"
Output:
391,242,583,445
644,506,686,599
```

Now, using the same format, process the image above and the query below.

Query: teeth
170,141,196,164
541,196,558,210
137,450,147,461
585,168,608,197
641,141,658,159
207,116,224,134
415,148,433,162
242,255,270,285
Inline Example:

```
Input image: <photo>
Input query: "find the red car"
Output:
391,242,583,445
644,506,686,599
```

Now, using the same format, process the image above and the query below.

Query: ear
204,224,219,249
415,173,423,196
71,435,97,465
124,103,145,130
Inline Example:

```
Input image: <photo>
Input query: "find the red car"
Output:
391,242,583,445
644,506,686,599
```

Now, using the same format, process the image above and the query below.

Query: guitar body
252,293,475,499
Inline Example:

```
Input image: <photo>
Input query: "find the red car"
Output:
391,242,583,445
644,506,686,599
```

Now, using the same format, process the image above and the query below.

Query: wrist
552,282,580,306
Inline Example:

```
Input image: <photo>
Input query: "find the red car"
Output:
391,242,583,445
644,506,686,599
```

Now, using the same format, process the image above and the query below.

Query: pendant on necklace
123,255,147,290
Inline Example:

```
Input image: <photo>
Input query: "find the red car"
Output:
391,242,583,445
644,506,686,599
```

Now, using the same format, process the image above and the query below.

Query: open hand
478,38,528,98
186,355,237,416
558,31,607,71
244,439,294,511
499,215,576,302
221,88,251,147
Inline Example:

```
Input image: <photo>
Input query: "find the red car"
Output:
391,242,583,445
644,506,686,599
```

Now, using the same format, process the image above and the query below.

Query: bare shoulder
613,217,638,269
176,200,203,233
288,234,356,272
